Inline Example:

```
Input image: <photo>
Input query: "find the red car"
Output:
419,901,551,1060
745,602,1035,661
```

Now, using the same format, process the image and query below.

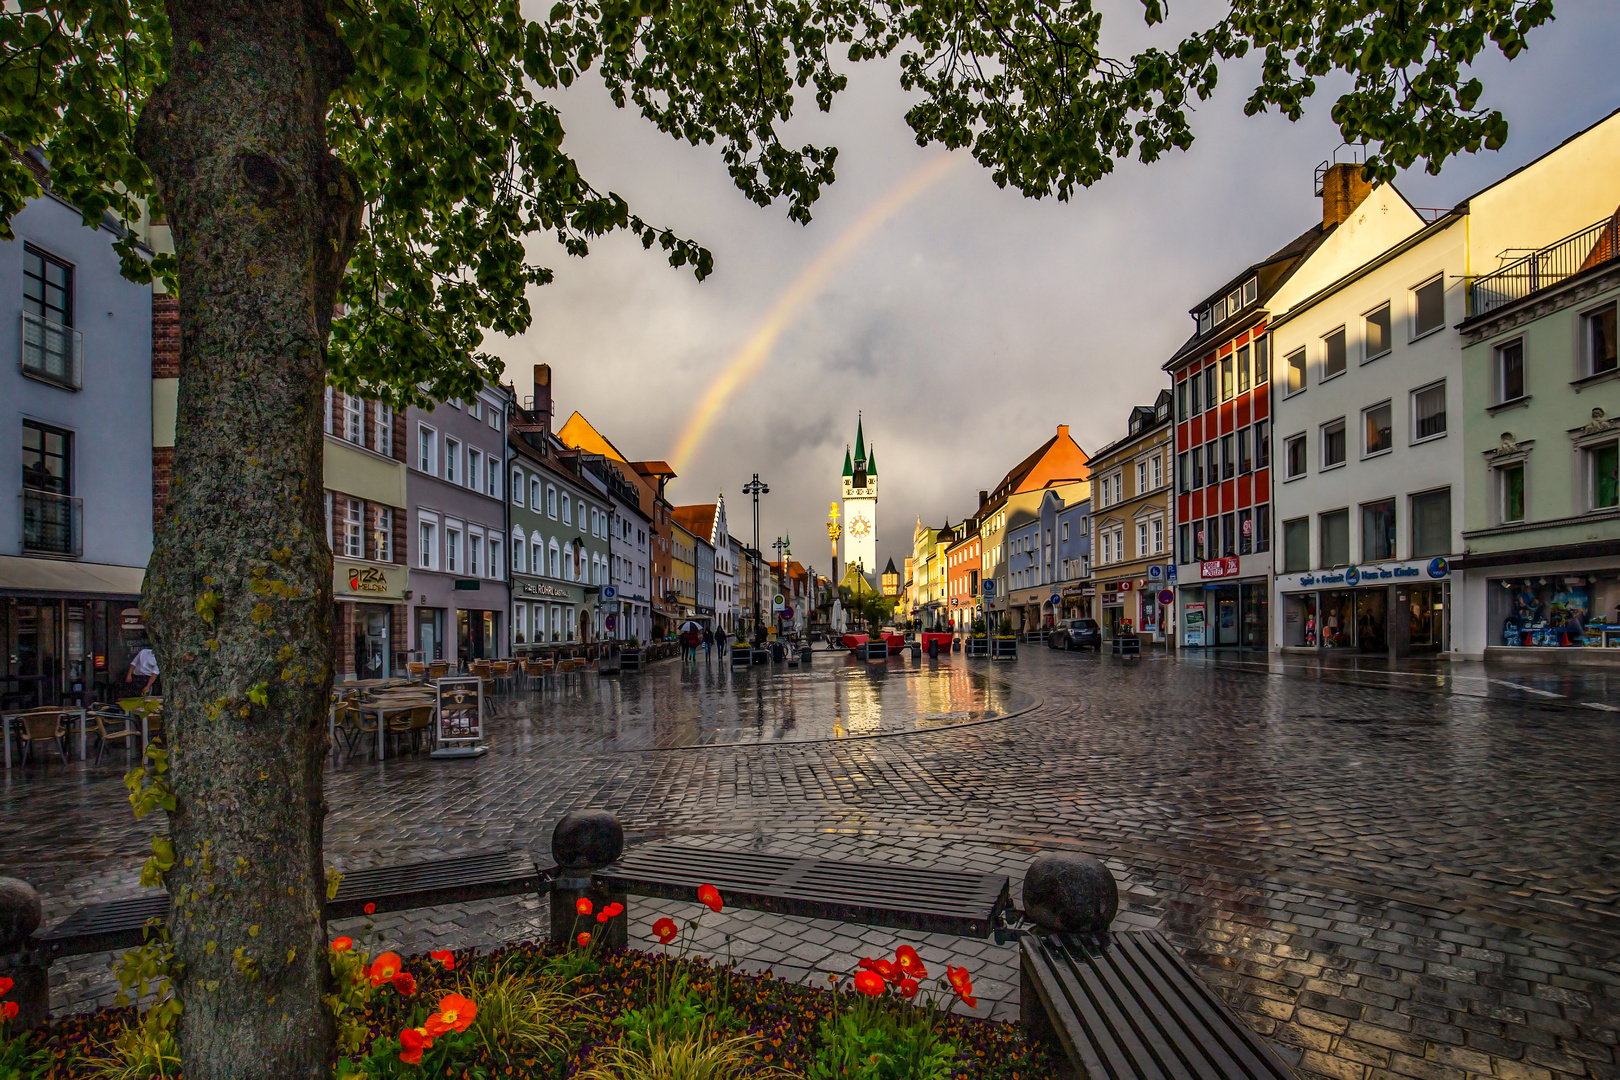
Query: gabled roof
672,503,719,544
557,411,630,463
631,460,676,479
982,426,1089,512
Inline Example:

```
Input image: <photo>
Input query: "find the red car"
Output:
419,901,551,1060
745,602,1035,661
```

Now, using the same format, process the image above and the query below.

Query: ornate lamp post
741,474,769,633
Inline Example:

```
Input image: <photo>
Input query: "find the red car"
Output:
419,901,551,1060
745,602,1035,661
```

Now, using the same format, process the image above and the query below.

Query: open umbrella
680,620,703,632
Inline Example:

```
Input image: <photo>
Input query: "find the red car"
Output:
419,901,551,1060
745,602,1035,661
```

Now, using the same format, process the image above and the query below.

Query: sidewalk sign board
431,676,489,759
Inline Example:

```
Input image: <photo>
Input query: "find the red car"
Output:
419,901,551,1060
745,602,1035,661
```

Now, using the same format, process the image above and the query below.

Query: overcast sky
489,1,1620,577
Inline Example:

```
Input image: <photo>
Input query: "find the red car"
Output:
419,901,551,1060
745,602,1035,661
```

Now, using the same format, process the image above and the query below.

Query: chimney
1056,424,1069,440
978,490,988,508
1321,162,1372,230
532,363,552,432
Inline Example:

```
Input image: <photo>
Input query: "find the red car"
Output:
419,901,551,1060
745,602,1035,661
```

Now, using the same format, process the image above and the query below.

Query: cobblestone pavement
4,647,1620,1080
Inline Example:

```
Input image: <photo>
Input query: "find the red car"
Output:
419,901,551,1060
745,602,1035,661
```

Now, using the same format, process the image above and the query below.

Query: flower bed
0,893,1056,1079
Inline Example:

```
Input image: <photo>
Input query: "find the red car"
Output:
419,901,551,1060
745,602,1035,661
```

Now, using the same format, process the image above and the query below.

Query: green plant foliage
808,1004,955,1080
4,1,1551,405
0,1027,49,1080
458,954,584,1067
577,1028,763,1080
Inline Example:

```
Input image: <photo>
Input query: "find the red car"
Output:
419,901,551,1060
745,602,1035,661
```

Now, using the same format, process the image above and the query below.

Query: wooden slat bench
593,841,1010,938
1021,929,1297,1079
34,848,547,962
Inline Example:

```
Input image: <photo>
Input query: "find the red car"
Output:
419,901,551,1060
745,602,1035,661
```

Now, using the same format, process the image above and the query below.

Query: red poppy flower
363,902,376,915
603,902,625,918
429,950,455,970
392,971,417,996
899,978,920,999
652,917,678,944
947,965,977,1008
0,1001,16,1022
0,977,12,997
575,897,593,916
859,957,900,983
368,952,403,987
697,884,723,912
398,1027,432,1065
853,970,886,996
329,937,353,953
895,945,928,978
424,993,477,1036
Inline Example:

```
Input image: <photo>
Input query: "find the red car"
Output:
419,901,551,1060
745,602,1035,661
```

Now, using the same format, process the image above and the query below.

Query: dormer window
1198,308,1212,334
1243,277,1258,305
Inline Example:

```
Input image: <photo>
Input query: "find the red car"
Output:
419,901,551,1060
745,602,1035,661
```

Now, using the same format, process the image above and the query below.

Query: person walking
702,627,714,662
127,644,159,695
715,626,728,659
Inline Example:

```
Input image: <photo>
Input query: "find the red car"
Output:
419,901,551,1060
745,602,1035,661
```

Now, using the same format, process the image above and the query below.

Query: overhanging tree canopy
3,0,1553,1076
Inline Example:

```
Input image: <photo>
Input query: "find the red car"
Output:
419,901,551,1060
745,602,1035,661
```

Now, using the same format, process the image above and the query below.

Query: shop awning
0,555,145,598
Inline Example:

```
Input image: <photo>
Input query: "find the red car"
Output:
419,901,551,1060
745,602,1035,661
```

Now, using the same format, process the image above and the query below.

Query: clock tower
841,414,878,579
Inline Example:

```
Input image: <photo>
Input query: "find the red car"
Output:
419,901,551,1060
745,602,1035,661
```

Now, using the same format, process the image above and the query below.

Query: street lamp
742,474,769,633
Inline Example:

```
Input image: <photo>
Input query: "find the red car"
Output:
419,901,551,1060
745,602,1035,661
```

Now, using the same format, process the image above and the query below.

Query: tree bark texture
135,1,360,1075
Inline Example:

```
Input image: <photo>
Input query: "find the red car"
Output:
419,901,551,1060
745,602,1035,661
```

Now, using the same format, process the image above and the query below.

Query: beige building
977,426,1090,631
1089,391,1175,646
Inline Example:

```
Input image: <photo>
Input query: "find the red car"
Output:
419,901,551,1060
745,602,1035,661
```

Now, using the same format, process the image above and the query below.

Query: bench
1021,929,1297,1079
29,848,547,966
594,841,1010,938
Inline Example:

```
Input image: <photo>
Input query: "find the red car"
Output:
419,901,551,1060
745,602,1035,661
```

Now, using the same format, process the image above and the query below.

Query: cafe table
2,706,90,769
351,692,437,760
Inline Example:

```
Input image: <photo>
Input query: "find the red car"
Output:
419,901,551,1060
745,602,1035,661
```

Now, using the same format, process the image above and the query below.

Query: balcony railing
1468,212,1620,319
21,311,83,390
22,489,83,557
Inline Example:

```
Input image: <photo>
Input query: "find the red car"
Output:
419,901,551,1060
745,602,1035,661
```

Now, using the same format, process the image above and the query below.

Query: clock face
849,516,871,538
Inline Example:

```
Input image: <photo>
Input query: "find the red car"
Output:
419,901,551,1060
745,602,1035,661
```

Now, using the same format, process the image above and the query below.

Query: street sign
982,580,996,597
781,606,795,621
602,585,618,600
1148,565,1163,581
1049,594,1061,608
772,593,785,611
1158,590,1174,605
605,614,616,631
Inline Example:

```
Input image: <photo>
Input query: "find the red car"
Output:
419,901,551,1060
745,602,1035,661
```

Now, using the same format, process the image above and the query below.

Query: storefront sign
1183,602,1206,647
431,676,488,759
1061,584,1086,597
1282,557,1451,592
334,561,407,601
1201,556,1241,579
520,581,574,599
1082,586,1096,596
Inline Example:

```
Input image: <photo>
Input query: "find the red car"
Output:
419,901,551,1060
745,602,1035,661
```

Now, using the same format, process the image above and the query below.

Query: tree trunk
135,1,359,1075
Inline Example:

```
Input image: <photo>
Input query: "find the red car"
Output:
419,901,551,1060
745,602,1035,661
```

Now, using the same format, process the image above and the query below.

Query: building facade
841,417,878,578
943,520,980,631
977,425,1091,630
1053,498,1092,620
1089,392,1175,646
406,386,511,665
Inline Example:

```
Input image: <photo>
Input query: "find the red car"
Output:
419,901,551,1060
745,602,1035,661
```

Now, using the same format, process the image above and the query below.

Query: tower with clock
841,414,878,580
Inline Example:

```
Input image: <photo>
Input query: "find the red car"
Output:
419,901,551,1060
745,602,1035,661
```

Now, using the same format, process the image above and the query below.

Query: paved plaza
3,646,1619,1080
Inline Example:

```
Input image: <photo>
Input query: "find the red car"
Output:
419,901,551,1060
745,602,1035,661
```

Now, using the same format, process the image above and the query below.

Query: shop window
1583,303,1617,376
1285,433,1307,479
1411,488,1451,557
1363,303,1391,362
1323,327,1347,380
1255,505,1271,553
1412,276,1445,338
1412,382,1447,442
1222,434,1236,480
1238,509,1253,555
1589,441,1618,510
1496,339,1525,403
1189,372,1203,415
1360,498,1396,561
1283,518,1310,573
1321,419,1346,469
1286,348,1306,394
1220,355,1234,401
1237,344,1251,394
1363,402,1393,456
1319,509,1349,568
1238,427,1253,474
1256,420,1270,469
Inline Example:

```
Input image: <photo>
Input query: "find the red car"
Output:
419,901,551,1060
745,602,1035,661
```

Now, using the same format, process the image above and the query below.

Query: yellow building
670,519,698,620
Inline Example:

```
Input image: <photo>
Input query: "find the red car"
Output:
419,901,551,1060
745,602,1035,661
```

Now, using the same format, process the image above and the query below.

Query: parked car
1050,618,1102,651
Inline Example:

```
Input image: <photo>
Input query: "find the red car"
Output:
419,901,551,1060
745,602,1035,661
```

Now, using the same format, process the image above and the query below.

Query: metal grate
596,842,1010,937
1469,213,1620,318
1021,930,1297,1079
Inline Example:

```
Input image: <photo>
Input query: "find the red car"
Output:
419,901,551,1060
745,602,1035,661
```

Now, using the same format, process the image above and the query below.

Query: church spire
866,444,877,476
853,412,866,464
842,445,853,478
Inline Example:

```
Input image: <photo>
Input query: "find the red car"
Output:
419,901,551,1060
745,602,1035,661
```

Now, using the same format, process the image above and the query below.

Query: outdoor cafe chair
427,660,449,681
407,662,427,683
18,708,68,766
89,705,140,766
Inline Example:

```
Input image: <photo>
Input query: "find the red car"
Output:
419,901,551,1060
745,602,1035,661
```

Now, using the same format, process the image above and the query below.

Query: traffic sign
781,606,795,621
982,580,996,597
605,613,617,630
1148,565,1162,581
602,585,618,600
1049,594,1061,608
772,593,786,610
1158,590,1174,605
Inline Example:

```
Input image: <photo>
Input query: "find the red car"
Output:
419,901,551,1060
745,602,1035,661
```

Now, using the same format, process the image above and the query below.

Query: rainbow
670,153,963,474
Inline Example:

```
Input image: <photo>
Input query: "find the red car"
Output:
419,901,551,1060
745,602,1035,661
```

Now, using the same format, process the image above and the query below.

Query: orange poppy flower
859,957,900,983
0,977,12,997
603,902,625,918
899,978,920,999
947,965,977,1008
363,903,376,915
0,1001,16,1022
577,932,592,948
652,917,678,944
429,950,455,970
368,952,403,987
425,992,477,1036
697,884,723,912
895,946,928,978
575,897,593,916
392,971,417,996
329,937,353,953
852,970,886,996
398,1026,433,1065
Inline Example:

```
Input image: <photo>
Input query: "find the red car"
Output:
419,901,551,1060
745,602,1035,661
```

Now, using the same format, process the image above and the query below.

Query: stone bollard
549,811,627,950
0,877,48,1029
1019,852,1118,1056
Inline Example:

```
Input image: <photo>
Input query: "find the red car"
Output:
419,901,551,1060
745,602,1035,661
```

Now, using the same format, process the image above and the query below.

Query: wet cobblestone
3,647,1618,1080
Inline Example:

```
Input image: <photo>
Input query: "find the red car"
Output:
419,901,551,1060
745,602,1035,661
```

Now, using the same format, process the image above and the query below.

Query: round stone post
1020,853,1118,1056
549,811,627,950
0,877,48,1029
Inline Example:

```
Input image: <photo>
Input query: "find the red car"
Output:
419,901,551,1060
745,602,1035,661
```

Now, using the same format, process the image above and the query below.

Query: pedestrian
702,627,714,662
127,643,159,695
716,626,728,658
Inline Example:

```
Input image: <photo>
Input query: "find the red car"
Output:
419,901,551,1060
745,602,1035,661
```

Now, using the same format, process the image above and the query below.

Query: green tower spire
842,445,854,478
866,444,877,476
853,413,866,463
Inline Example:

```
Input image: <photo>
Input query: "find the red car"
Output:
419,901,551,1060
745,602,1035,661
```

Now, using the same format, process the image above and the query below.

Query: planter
992,635,1019,660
